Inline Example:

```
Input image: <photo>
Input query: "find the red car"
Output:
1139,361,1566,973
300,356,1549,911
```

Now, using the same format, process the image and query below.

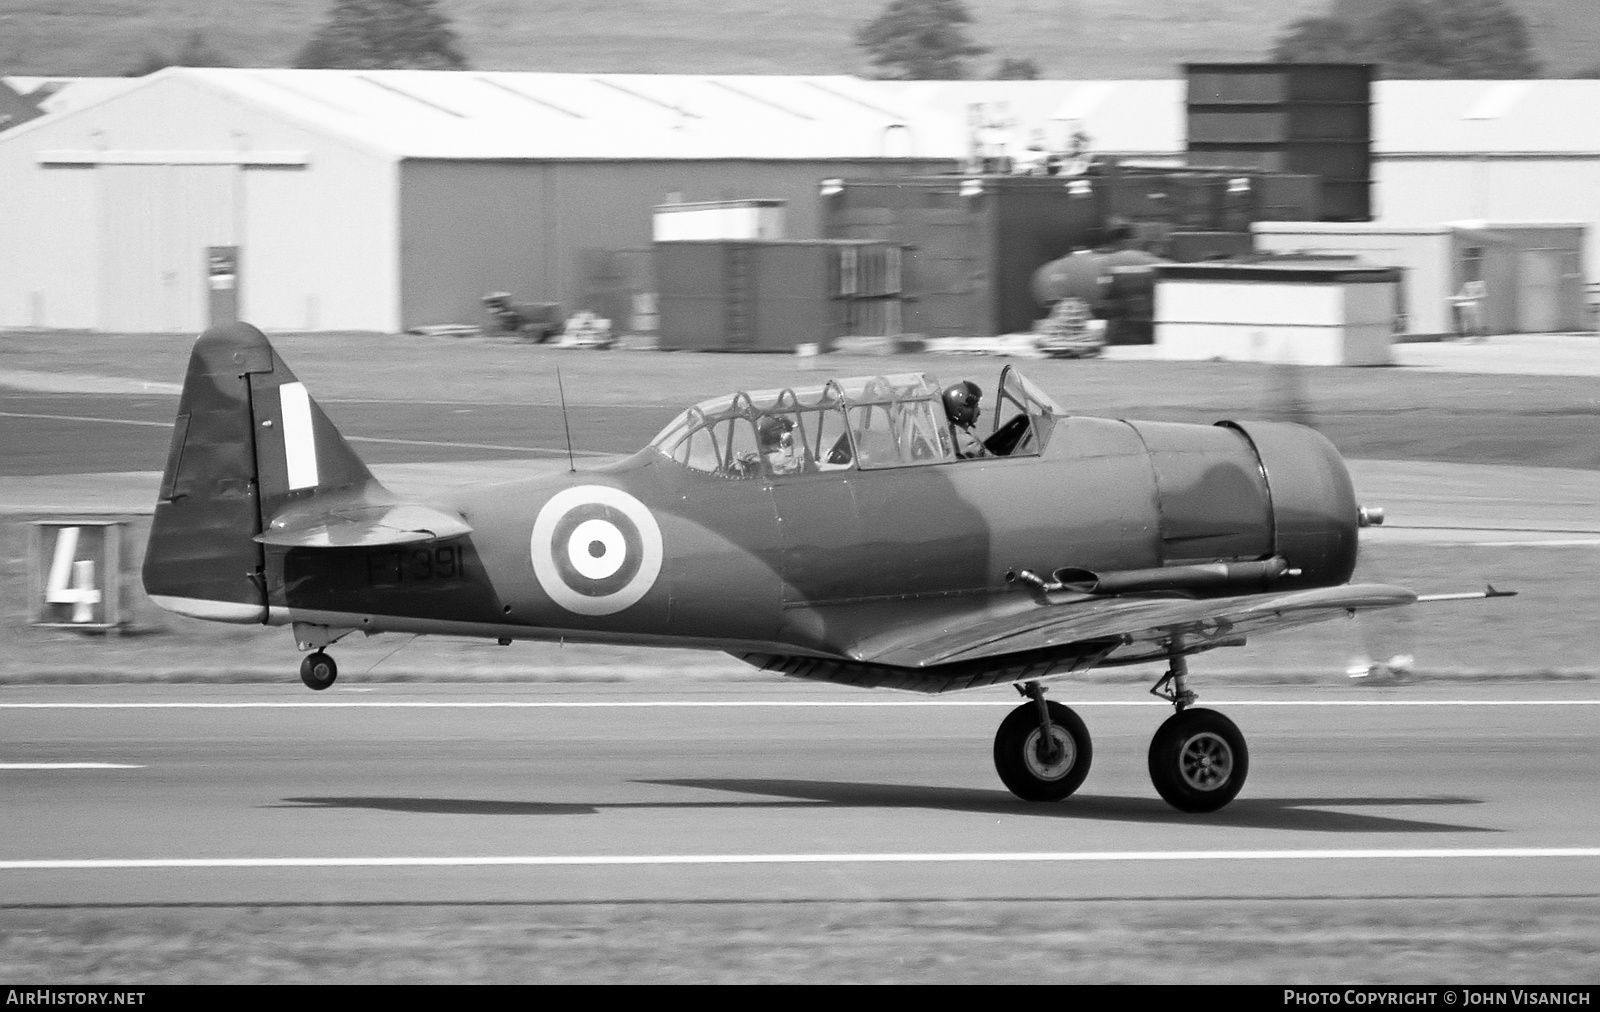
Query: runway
4,681,1597,907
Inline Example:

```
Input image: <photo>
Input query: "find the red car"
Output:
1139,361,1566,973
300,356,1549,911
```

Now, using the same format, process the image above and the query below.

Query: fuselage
140,324,1360,663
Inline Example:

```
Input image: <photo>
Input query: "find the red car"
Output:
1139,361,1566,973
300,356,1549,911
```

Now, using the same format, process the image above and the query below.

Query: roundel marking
530,485,663,616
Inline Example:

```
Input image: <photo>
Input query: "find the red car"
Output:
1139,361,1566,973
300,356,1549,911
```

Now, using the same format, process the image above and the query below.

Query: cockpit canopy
650,366,1063,480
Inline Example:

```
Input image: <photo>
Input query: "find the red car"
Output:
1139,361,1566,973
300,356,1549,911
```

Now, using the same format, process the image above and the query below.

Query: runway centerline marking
0,410,170,428
0,411,607,457
2,700,1597,710
0,762,144,769
3,848,1598,871
343,434,610,456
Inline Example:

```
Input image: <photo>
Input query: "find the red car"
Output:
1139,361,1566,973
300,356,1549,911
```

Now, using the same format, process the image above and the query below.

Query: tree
855,0,989,80
295,0,468,70
1270,0,1540,79
993,56,1041,80
1272,16,1366,63
125,31,234,76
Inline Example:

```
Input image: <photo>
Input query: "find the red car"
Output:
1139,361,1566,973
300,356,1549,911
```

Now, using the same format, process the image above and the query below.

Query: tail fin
142,323,384,623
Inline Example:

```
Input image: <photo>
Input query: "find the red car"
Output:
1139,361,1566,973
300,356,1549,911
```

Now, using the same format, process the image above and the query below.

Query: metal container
1185,62,1373,222
824,171,1322,339
655,239,901,351
822,175,1103,337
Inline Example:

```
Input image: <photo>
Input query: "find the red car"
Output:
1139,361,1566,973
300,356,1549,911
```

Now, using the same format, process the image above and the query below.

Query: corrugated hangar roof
193,70,1192,160
146,68,940,160
7,70,1599,160
3,68,1189,160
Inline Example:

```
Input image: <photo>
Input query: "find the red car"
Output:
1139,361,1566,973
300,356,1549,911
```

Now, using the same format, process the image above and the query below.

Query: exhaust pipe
1012,557,1298,596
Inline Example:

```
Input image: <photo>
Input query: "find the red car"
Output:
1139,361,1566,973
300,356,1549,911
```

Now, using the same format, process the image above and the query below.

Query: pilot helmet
941,381,983,428
757,414,796,451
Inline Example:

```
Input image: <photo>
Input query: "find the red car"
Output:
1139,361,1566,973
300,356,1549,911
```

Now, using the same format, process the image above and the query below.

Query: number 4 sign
31,522,123,629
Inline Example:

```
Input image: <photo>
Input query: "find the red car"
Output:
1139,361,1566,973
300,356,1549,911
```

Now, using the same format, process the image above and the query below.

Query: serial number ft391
365,545,464,586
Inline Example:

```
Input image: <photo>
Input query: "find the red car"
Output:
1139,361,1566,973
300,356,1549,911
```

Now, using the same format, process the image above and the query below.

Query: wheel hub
1178,731,1232,791
1024,727,1076,780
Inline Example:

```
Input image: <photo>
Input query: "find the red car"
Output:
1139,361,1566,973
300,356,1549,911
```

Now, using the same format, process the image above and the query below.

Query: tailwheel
299,651,338,691
1147,708,1248,813
993,697,1092,801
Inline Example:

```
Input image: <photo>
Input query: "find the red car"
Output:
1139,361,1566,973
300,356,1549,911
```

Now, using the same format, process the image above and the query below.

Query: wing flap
859,583,1418,669
254,503,473,548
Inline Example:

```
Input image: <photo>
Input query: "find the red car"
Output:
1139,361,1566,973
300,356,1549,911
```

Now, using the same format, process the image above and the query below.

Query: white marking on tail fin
280,382,319,490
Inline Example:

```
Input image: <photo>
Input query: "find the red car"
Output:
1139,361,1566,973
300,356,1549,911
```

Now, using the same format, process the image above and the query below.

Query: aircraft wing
855,583,1418,670
254,503,473,548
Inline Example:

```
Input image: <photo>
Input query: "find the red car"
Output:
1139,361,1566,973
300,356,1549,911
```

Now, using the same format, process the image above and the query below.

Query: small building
1253,220,1587,337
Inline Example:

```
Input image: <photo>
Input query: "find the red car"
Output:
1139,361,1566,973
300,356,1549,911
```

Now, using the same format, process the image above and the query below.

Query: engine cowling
1221,419,1359,590
1117,418,1359,593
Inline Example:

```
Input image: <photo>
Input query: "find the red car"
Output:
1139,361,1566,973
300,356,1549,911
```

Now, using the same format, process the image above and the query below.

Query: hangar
0,69,1179,334
0,68,936,333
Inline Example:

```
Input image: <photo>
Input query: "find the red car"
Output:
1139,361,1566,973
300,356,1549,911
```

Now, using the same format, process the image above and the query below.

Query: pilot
756,415,806,475
942,381,988,458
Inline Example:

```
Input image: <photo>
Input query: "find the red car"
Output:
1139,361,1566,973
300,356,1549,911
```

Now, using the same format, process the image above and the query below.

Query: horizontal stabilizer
254,503,472,548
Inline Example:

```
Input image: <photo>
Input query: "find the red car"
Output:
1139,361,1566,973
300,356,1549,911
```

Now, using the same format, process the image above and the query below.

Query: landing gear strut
299,651,338,691
992,681,1092,801
1146,649,1248,813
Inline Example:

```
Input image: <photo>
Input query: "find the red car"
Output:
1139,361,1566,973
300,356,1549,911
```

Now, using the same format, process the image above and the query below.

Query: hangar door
97,165,239,333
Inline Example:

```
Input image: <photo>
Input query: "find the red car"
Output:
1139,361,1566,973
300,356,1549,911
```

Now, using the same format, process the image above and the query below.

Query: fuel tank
1031,249,1165,306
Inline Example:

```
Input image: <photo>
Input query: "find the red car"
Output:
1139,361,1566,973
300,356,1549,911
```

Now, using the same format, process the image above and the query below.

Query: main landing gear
1146,652,1248,812
992,652,1249,813
299,651,337,691
993,681,1093,800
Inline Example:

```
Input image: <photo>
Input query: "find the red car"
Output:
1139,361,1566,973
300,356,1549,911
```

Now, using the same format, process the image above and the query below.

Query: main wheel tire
993,700,1092,801
1148,708,1248,813
299,652,338,691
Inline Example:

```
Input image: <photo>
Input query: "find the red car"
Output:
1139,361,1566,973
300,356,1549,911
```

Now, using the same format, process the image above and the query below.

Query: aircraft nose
1223,419,1360,588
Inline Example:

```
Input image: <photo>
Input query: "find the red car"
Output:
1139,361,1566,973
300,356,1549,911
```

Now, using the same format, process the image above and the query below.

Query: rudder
143,323,381,622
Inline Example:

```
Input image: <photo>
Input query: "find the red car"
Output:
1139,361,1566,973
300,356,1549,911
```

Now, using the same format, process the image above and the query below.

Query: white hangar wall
1376,156,1600,297
0,135,97,329
0,73,400,333
1371,81,1600,298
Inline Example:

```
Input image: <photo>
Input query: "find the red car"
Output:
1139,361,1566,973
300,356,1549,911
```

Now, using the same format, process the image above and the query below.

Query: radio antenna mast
556,366,576,473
